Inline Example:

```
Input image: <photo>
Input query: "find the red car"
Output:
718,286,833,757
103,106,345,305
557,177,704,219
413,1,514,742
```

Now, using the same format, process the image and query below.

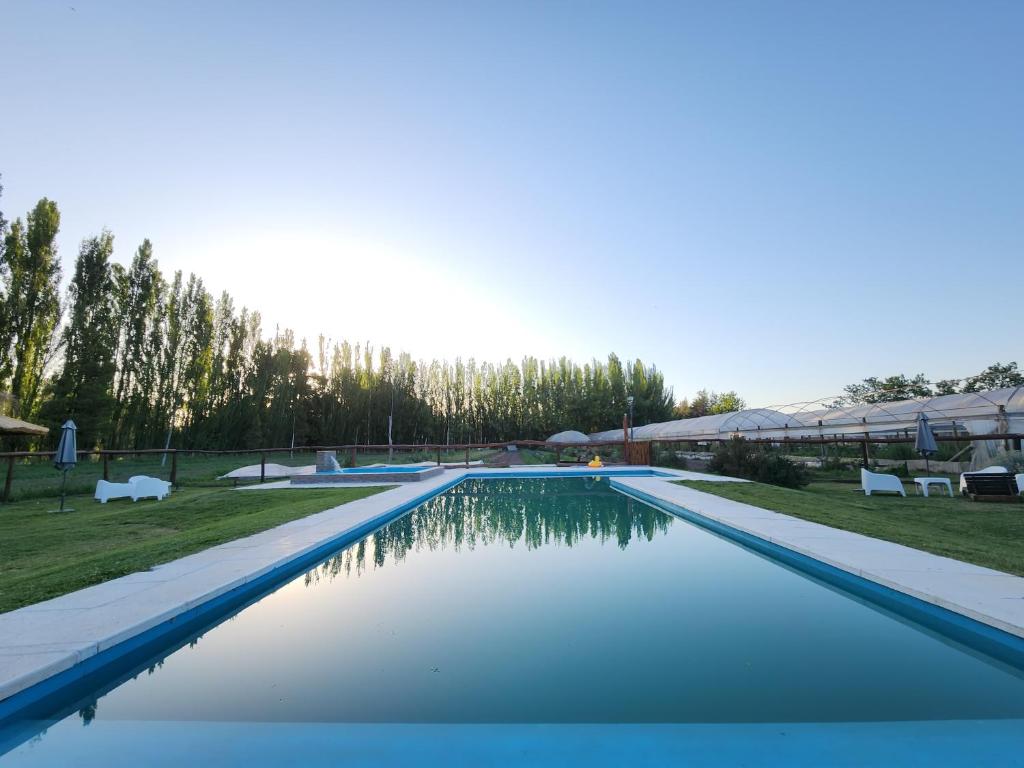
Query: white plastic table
914,477,954,497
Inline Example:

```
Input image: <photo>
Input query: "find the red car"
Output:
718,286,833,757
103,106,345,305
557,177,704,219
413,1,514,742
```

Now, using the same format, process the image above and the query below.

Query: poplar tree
110,239,161,444
4,198,62,418
41,232,118,446
0,177,11,392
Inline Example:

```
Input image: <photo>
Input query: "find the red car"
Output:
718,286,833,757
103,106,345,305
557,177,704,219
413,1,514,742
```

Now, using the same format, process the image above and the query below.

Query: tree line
839,363,1023,406
0,184,676,450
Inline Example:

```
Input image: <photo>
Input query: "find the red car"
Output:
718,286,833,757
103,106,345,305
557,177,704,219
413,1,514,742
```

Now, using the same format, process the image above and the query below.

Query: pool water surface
3,477,1024,760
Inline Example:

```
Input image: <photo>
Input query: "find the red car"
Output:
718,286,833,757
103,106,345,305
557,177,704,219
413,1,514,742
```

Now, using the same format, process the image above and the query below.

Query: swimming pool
3,477,1024,764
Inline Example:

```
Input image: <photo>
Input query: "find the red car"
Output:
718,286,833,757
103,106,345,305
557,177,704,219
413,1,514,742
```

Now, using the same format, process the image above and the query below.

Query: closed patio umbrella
53,420,77,512
914,412,938,474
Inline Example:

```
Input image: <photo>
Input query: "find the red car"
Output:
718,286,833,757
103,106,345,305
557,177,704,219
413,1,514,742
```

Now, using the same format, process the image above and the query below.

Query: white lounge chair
94,479,134,504
1016,474,1024,497
959,465,1008,495
861,468,906,496
128,475,172,501
95,476,172,503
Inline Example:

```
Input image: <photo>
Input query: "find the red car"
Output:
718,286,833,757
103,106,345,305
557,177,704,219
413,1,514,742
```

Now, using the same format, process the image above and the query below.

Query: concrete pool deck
2,465,1023,707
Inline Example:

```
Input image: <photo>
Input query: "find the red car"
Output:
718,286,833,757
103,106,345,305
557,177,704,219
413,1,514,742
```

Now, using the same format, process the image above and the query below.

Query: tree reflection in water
304,478,671,587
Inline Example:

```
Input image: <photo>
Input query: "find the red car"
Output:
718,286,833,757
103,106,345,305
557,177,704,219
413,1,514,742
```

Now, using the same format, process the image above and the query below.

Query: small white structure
913,477,954,497
860,468,906,496
95,476,172,503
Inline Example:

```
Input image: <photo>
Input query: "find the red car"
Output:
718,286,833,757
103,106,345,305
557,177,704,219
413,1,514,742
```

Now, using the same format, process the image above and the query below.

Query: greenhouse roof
547,430,591,444
589,386,1024,441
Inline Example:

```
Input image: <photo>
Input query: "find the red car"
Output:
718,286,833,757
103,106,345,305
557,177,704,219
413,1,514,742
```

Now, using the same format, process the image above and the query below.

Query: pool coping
3,465,1024,717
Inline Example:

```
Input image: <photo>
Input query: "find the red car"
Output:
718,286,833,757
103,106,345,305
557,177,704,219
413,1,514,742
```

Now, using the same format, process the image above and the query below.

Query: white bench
95,476,172,503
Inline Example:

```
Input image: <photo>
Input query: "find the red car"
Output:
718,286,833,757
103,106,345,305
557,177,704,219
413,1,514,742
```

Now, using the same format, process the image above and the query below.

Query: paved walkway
2,466,1023,708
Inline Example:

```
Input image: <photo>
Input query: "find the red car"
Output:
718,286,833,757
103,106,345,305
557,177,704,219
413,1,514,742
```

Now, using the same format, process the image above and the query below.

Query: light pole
388,375,395,463
626,395,635,441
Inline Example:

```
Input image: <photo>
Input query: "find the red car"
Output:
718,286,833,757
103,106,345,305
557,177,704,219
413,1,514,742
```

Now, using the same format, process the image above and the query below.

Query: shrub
652,443,688,470
709,436,809,489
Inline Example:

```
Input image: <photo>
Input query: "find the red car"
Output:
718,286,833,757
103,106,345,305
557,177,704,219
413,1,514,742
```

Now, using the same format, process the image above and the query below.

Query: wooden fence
2,433,1021,502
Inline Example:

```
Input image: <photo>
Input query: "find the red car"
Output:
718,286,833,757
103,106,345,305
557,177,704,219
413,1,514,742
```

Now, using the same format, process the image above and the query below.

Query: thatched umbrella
0,414,49,437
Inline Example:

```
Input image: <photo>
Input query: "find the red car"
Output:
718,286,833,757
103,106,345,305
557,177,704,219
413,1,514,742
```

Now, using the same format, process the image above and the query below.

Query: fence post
3,455,13,502
436,446,441,466
260,453,266,484
350,446,357,468
465,444,469,468
170,450,178,486
103,452,110,481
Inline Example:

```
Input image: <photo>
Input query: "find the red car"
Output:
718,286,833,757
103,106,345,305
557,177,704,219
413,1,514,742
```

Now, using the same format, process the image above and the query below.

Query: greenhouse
589,386,1024,443
546,430,591,444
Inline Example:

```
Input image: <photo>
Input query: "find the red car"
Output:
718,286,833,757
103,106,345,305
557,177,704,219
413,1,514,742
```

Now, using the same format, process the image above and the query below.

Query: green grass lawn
2,452,320,502
437,448,501,464
0,485,389,614
1,448,509,503
518,449,558,465
677,480,1024,576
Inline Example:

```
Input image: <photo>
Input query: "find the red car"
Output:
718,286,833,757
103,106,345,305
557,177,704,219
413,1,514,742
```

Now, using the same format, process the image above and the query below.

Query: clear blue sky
3,0,1021,406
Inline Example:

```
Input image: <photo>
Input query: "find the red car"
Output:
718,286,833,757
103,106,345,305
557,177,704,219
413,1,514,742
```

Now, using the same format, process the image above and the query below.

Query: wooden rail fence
2,434,1020,502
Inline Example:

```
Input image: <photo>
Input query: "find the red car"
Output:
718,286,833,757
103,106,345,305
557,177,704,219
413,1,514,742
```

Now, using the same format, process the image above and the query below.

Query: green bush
652,443,688,470
709,436,809,489
879,462,910,477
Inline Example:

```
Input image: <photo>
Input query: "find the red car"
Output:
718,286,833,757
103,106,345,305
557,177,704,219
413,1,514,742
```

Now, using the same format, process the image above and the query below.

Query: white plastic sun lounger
95,476,172,503
94,480,134,504
128,475,172,501
861,468,906,496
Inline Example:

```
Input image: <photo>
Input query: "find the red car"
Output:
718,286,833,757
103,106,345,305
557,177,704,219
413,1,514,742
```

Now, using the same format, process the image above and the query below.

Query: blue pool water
3,477,1024,764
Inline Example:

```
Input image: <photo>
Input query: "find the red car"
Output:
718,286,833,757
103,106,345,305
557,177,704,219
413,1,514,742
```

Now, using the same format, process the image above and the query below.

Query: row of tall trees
840,363,1023,405
673,389,746,419
1,185,675,450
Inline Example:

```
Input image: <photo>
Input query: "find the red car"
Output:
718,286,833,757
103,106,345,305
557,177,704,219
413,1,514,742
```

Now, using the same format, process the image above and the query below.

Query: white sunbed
128,476,172,501
95,475,172,503
94,480,133,504
860,468,906,497
959,465,1009,495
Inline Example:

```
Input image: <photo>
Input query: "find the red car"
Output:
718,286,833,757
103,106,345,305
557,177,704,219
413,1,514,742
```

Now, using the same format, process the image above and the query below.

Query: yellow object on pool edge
587,456,603,468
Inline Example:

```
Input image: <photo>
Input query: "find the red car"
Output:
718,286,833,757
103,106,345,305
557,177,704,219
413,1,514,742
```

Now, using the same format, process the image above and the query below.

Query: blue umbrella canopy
914,413,938,458
53,420,78,470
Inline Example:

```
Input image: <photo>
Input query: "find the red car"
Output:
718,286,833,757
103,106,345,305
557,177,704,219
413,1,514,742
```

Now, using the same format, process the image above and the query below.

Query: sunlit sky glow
3,0,1021,405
